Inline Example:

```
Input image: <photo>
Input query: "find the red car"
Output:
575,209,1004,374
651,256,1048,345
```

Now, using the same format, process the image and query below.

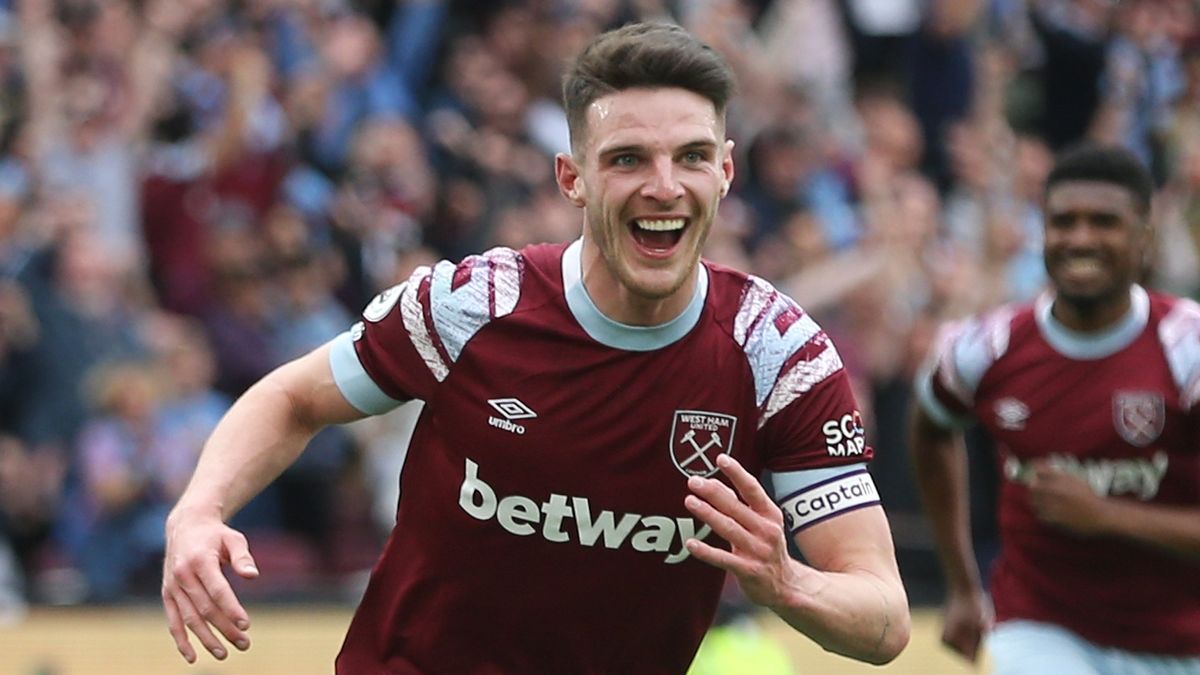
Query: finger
715,454,775,512
687,475,762,533
1030,463,1064,486
173,582,229,660
964,628,982,662
949,627,980,662
163,591,197,664
684,536,751,575
202,531,256,633
963,635,980,662
1026,462,1057,489
941,630,977,662
684,494,761,553
186,563,250,651
225,530,260,581
194,562,252,650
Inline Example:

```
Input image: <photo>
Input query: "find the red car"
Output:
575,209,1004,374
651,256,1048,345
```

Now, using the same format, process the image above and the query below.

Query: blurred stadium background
0,0,1196,672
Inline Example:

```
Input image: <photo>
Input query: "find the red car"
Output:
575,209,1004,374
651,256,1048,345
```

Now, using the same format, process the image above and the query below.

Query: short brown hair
562,23,736,153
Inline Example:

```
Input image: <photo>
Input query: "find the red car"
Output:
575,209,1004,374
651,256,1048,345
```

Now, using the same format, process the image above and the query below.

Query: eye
612,154,638,168
682,150,706,164
1048,214,1074,230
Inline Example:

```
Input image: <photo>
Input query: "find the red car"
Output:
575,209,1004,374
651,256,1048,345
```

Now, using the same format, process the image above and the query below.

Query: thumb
962,631,980,662
225,530,259,579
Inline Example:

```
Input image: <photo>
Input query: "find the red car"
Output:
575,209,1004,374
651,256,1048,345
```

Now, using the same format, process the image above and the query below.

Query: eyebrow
597,139,719,159
1047,208,1123,221
677,140,719,155
597,144,645,159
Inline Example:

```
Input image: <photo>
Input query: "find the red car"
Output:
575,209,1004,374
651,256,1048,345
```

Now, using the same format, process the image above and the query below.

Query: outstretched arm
684,454,910,665
162,342,367,663
908,404,992,662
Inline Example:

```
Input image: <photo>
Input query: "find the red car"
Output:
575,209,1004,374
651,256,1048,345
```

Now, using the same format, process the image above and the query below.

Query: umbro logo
994,397,1029,431
489,398,537,420
487,398,536,434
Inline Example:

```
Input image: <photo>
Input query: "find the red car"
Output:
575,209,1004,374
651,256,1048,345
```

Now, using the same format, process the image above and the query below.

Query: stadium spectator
73,361,186,600
739,123,859,265
1092,0,1189,182
1152,36,1200,298
0,433,62,612
910,144,1200,671
200,229,277,398
151,318,231,480
1027,0,1114,151
20,225,151,455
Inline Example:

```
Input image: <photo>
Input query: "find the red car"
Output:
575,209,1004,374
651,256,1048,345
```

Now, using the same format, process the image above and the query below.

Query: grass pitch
1,606,983,674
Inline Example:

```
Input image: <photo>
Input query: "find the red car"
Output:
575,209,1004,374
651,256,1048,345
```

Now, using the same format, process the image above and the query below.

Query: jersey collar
561,238,708,352
1035,284,1149,360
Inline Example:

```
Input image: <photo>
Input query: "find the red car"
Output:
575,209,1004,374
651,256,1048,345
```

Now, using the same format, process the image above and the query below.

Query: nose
640,156,685,203
1059,220,1101,249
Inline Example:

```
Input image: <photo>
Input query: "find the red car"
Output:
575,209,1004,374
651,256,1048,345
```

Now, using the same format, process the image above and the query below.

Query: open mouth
1057,257,1105,279
629,217,687,254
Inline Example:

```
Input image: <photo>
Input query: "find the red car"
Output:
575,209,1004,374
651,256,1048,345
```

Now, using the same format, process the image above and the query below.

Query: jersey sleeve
734,276,870,473
915,307,1014,429
329,247,524,414
1158,297,1200,412
756,345,871,472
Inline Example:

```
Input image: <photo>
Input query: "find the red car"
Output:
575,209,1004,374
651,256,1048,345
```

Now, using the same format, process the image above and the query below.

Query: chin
623,270,689,300
1054,285,1123,311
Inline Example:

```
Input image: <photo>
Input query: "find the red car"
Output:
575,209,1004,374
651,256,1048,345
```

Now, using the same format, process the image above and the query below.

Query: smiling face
1043,180,1148,329
555,87,734,325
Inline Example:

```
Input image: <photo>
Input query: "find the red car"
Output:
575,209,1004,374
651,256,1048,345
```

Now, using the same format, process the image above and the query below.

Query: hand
683,453,807,607
162,509,259,663
1027,463,1109,535
940,587,992,662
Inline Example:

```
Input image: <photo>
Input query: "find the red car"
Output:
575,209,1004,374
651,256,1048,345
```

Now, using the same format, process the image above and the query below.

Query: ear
1138,218,1156,264
555,154,586,207
720,139,735,198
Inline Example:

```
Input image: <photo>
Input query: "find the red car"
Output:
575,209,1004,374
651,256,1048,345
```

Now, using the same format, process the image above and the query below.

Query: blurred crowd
0,0,1198,617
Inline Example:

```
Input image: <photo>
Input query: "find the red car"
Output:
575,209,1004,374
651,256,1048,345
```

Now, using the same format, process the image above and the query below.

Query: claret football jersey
919,285,1200,654
328,239,874,673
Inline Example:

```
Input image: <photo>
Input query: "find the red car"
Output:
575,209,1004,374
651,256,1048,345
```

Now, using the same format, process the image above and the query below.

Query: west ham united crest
670,410,737,477
1113,391,1164,447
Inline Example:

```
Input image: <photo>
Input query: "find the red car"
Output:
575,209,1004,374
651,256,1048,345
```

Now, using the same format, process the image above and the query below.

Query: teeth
635,218,686,231
1062,259,1102,274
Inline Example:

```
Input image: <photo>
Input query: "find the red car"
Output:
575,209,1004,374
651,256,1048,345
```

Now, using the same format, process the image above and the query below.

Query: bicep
269,341,374,428
770,466,896,575
792,506,901,578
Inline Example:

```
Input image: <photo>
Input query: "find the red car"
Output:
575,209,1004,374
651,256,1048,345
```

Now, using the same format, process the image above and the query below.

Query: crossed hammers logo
678,428,724,473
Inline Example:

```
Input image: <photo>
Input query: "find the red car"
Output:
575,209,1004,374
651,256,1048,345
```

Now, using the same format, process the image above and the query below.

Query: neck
579,243,696,327
1051,287,1133,332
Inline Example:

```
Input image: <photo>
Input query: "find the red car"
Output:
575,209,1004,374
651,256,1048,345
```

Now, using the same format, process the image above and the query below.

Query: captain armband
777,469,881,533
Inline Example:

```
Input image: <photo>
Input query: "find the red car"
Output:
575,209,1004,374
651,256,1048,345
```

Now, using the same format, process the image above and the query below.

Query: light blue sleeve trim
328,331,404,415
914,367,972,430
768,463,870,500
